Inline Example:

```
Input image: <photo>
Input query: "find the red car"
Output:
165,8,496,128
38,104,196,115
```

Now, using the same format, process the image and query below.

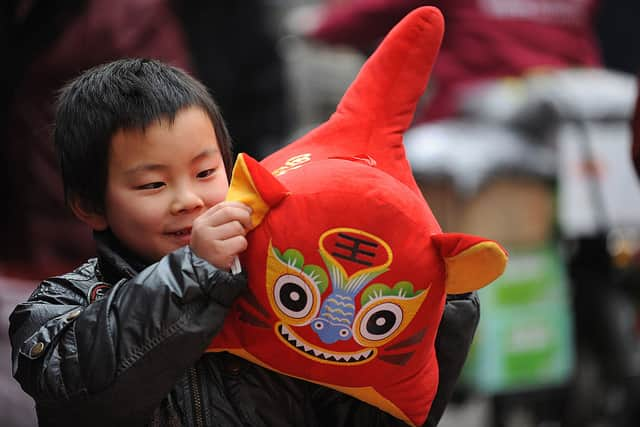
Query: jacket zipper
188,366,205,427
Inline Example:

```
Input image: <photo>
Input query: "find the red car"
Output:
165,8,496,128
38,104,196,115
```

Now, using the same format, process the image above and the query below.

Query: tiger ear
431,233,508,294
226,153,289,228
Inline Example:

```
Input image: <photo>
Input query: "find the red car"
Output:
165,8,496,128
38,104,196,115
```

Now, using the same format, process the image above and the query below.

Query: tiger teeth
279,324,373,363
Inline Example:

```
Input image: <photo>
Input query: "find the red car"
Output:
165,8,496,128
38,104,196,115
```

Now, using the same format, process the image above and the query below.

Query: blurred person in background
306,0,603,123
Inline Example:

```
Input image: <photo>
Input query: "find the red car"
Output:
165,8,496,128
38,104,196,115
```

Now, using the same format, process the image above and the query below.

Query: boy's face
95,107,229,262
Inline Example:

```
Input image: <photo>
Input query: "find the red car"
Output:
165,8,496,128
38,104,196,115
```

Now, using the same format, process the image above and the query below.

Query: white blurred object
277,2,366,134
557,122,640,237
281,2,324,36
279,33,365,131
518,68,637,122
405,119,555,194
461,68,637,123
406,67,640,237
231,256,242,275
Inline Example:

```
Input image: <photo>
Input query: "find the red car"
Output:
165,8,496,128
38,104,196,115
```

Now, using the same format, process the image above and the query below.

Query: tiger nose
312,319,352,344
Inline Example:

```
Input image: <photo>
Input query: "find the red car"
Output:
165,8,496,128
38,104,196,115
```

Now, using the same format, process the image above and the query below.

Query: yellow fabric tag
226,154,271,229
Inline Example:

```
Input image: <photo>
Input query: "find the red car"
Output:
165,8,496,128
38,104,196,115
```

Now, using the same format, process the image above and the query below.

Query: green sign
462,245,574,393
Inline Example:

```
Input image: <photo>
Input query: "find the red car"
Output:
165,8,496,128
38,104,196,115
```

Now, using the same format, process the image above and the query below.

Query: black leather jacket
9,232,480,427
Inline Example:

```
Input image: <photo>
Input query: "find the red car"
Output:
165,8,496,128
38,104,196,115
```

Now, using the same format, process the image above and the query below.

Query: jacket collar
94,230,148,283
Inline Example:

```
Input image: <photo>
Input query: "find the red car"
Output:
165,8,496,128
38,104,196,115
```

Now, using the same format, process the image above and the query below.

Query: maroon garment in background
310,0,602,122
4,0,192,279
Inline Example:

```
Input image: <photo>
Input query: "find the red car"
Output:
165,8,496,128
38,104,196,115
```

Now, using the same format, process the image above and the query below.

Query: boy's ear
69,195,108,231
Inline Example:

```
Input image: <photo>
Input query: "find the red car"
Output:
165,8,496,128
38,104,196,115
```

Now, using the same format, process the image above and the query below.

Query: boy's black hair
54,58,234,213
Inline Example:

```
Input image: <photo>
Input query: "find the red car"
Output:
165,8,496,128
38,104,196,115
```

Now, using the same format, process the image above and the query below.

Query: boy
9,58,261,426
9,58,476,427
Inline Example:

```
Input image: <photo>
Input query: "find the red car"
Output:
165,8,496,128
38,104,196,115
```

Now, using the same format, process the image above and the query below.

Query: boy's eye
197,168,216,179
136,182,164,190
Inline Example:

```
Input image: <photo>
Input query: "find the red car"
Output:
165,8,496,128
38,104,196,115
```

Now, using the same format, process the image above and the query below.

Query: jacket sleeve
423,292,479,426
9,246,246,425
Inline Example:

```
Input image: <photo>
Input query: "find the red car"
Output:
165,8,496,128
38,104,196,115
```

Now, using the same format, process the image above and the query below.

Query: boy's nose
170,189,204,215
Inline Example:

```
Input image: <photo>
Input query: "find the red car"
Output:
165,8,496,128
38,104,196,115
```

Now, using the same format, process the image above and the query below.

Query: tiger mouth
277,323,375,364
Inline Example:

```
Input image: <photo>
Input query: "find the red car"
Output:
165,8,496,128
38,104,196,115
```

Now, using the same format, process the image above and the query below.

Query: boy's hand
190,201,253,271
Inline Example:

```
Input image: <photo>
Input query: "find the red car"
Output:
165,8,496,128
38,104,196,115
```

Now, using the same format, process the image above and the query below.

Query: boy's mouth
167,227,192,237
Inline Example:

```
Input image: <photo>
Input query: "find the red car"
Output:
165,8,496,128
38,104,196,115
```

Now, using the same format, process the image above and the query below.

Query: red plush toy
207,6,508,426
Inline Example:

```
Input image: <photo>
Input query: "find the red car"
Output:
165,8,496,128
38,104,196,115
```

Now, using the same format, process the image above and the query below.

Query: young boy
9,58,477,427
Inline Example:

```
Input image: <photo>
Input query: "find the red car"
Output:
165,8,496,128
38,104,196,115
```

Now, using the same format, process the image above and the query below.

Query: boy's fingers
235,209,253,231
206,220,247,241
190,201,253,270
217,235,249,259
208,201,252,216
199,204,253,229
224,200,253,212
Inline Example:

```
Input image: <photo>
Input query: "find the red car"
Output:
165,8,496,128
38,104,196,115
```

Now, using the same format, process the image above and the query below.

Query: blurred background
3,1,640,426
